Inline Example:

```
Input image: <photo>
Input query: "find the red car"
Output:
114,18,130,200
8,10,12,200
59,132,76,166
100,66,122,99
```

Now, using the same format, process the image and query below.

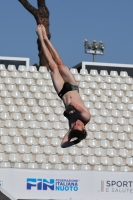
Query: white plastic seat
101,140,110,148
20,105,30,113
0,83,5,90
84,75,94,83
90,69,98,76
39,99,48,107
113,157,123,166
48,114,58,122
100,70,108,76
0,90,10,98
39,137,49,146
106,116,115,124
36,154,47,163
36,79,46,86
22,154,34,163
95,75,103,83
94,165,104,171
106,132,116,140
23,91,33,99
62,154,72,164
0,128,7,136
125,140,133,149
0,70,10,78
111,95,119,103
100,95,108,103
94,116,104,124
110,71,118,77
122,96,130,104
18,65,26,72
36,113,46,121
100,109,110,117
119,149,129,158
4,77,14,85
40,85,50,94
25,78,35,86
43,106,53,114
74,74,83,82
124,125,133,133
94,147,104,157
58,130,66,138
88,139,98,148
121,84,129,91
32,72,41,79
1,112,10,120
107,165,118,171
100,82,109,90
31,106,41,114
15,98,25,106
9,105,18,113
107,148,117,157
88,156,98,165
69,146,80,156
81,164,91,170
120,165,130,172
112,124,123,133
39,66,47,73
117,103,125,111
47,79,53,86
123,110,131,118
116,90,124,97
0,153,7,162
0,105,7,113
94,89,103,96
41,121,51,129
43,145,55,154
12,90,21,98
18,84,28,92
26,137,37,145
126,157,133,166
34,129,44,137
59,115,67,122
126,91,133,98
30,85,39,93
9,153,21,162
12,112,22,121
112,140,122,149
101,123,110,132
101,156,111,165
41,163,52,169
51,137,60,147
21,71,31,79
70,68,78,74
55,163,65,170
43,72,51,80
11,71,20,78
14,162,25,168
115,77,123,84
15,77,25,85
49,154,60,164
94,102,104,110
118,117,126,125
16,120,27,129
31,145,42,154
9,128,19,136
88,123,98,132
111,83,119,91
4,119,15,128
89,82,98,89
29,66,37,73
84,102,93,109
80,68,88,75
118,132,128,141
5,144,16,153
13,136,24,145
79,81,87,89
1,161,11,168
89,94,98,102
18,144,30,153
128,104,133,111
120,71,128,77
90,109,99,116
55,107,63,115
27,99,36,107
68,164,78,170
4,97,14,105
106,90,114,98
0,64,6,70
125,77,133,84
111,109,120,118
94,132,104,140
56,145,68,155
49,100,59,108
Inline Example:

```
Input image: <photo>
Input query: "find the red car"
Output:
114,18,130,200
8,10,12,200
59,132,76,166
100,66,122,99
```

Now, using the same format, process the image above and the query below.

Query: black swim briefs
58,82,79,99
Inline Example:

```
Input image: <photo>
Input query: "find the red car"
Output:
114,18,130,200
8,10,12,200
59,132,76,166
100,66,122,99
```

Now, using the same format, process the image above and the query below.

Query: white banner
0,168,133,200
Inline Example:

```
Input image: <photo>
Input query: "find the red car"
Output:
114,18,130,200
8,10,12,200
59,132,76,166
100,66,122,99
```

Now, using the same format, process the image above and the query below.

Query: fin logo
27,178,54,190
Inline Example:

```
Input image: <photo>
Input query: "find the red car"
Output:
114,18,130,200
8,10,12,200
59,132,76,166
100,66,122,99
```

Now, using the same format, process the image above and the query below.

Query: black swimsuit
58,82,79,99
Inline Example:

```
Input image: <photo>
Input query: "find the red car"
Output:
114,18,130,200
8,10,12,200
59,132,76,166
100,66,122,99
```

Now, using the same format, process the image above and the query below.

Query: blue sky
0,0,133,68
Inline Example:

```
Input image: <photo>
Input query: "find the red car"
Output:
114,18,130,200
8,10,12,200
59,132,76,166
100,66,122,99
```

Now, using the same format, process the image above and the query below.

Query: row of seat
0,161,131,171
0,152,133,166
1,144,133,157
0,64,129,77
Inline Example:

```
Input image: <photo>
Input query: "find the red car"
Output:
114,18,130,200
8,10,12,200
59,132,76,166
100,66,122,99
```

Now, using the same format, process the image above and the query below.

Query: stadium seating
0,64,132,172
